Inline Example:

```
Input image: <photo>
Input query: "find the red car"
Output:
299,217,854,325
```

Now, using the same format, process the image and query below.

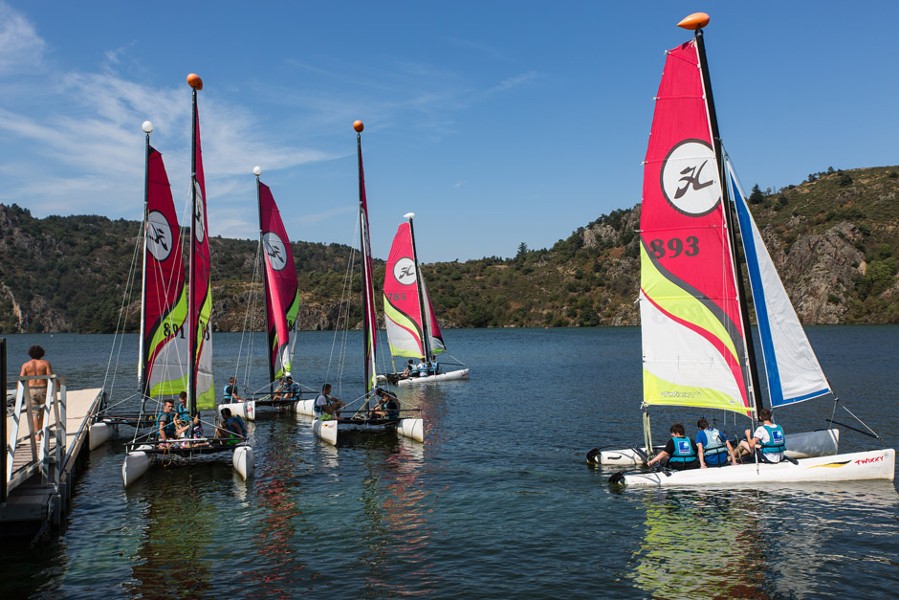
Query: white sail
727,159,831,407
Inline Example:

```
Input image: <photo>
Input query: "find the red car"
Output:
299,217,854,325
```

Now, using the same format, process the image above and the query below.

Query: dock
2,374,104,539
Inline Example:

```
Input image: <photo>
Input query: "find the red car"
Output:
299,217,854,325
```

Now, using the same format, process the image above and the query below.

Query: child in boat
695,417,737,467
646,423,700,470
737,409,786,463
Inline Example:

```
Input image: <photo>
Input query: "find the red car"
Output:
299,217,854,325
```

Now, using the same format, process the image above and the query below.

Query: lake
1,327,897,598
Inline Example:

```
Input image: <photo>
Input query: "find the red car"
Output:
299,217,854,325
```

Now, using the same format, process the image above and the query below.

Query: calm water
1,327,897,599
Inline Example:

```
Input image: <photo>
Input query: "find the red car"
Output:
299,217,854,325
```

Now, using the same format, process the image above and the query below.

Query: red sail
258,181,300,381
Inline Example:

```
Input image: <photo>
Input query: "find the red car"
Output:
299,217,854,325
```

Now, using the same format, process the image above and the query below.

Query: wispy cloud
0,2,45,74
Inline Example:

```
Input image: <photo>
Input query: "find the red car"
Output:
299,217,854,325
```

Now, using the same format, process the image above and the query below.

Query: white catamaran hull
232,445,254,480
392,368,470,386
294,399,316,416
312,417,425,445
89,422,111,451
220,400,256,421
122,445,153,487
589,429,842,466
614,448,895,487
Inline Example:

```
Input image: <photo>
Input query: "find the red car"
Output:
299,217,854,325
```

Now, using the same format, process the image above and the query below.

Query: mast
355,120,378,400
682,13,764,415
254,166,275,395
405,212,432,361
187,73,202,416
138,121,153,407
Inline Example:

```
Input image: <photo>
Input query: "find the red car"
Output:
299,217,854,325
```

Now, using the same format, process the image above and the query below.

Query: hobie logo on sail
146,210,173,261
263,233,288,271
661,139,720,216
193,180,206,243
394,257,417,285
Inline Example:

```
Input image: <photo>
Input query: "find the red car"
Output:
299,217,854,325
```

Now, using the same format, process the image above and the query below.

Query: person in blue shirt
371,388,401,420
646,423,699,471
216,407,248,444
737,409,786,463
695,417,737,468
281,375,301,401
157,399,177,441
223,377,241,402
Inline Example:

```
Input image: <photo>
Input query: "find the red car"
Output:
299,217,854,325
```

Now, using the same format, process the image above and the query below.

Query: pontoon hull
294,399,316,416
220,400,256,421
122,446,153,487
589,429,842,466
613,448,895,487
396,418,424,442
394,368,469,386
232,445,254,480
313,418,338,445
89,422,111,451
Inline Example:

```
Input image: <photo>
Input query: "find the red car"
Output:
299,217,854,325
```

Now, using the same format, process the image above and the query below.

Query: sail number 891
648,236,699,259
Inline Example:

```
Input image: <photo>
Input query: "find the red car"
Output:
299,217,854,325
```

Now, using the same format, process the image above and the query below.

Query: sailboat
310,121,424,445
220,168,303,420
122,74,254,486
597,14,894,486
379,213,469,386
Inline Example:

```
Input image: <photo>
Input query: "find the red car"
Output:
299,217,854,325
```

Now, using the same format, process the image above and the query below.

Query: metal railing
5,373,67,497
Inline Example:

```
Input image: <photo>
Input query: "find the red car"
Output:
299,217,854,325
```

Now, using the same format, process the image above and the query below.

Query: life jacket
158,411,175,437
176,404,190,423
701,428,728,457
384,397,400,419
760,424,786,454
313,393,327,415
668,437,697,463
223,384,235,401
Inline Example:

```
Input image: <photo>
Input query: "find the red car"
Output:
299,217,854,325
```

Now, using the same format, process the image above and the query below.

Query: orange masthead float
353,120,364,133
187,73,203,90
677,12,710,31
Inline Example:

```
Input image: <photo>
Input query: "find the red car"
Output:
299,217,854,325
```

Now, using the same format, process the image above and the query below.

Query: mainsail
356,125,378,395
258,179,300,383
383,221,446,360
639,39,751,416
188,83,215,411
141,146,189,398
726,159,831,407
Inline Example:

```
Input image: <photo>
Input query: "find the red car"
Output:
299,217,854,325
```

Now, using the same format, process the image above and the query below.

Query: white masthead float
589,14,894,486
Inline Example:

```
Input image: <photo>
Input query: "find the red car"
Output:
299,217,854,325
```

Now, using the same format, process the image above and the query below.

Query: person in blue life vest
216,407,248,444
280,374,301,401
429,354,440,375
695,417,737,467
175,391,190,422
157,399,178,442
737,408,786,463
371,387,401,420
645,423,699,471
223,376,242,402
314,383,345,420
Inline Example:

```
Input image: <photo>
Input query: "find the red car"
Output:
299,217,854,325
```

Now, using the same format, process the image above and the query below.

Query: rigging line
838,404,883,440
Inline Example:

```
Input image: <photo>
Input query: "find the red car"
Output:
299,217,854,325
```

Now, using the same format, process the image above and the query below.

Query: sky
0,1,897,263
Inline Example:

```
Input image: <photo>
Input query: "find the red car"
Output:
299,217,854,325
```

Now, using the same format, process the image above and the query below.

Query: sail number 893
648,236,699,259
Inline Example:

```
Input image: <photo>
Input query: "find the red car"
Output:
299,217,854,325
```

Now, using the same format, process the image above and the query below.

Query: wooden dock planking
2,387,103,535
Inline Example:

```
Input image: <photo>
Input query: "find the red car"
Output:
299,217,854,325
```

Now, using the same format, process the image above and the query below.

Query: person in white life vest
737,408,786,463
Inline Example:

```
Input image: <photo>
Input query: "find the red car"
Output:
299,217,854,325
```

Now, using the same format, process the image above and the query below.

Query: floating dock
2,378,103,539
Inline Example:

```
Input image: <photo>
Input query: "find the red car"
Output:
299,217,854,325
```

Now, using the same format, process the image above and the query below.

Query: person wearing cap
314,383,344,420
371,387,401,420
280,374,301,401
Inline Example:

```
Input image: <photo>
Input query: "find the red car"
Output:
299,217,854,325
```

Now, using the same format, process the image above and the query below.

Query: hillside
1,165,897,333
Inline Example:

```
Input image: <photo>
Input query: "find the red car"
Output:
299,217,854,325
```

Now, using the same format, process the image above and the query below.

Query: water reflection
124,472,217,599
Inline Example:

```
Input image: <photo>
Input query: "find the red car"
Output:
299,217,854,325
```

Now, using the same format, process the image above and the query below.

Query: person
314,383,345,420
157,399,178,441
415,358,428,377
401,360,414,379
695,417,737,468
429,354,440,375
20,345,53,439
176,391,190,422
281,375,301,401
223,376,242,402
216,407,248,444
191,411,205,439
272,374,289,400
737,409,786,463
371,388,401,420
646,423,699,471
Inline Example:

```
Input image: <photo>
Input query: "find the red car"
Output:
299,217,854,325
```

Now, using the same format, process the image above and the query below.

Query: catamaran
593,14,894,486
378,213,469,386
220,169,304,421
310,121,424,445
122,74,254,487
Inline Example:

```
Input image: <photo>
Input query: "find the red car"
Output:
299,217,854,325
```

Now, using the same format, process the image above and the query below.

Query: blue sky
0,1,897,262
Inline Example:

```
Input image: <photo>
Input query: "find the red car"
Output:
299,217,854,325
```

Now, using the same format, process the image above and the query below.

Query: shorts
30,388,47,407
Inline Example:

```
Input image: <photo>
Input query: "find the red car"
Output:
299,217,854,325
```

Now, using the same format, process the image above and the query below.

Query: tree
748,184,765,204
516,241,528,258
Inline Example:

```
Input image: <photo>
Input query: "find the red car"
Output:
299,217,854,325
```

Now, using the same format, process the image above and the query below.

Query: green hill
1,165,897,333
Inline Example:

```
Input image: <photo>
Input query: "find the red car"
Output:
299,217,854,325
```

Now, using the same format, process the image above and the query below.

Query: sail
383,222,446,361
142,146,189,398
727,159,831,407
189,97,215,411
639,39,751,415
357,134,378,394
258,180,300,382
